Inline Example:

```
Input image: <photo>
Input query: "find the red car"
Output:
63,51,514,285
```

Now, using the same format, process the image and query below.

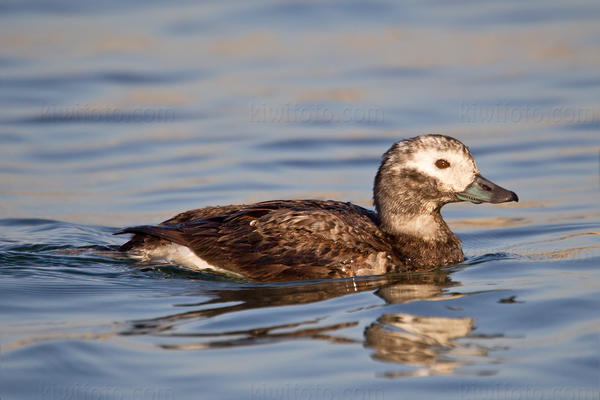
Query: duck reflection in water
124,270,488,377
366,284,479,377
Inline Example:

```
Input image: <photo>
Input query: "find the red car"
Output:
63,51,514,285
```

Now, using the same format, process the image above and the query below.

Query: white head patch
395,135,479,193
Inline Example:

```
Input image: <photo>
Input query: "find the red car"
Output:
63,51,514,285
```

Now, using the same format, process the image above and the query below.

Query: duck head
374,134,518,238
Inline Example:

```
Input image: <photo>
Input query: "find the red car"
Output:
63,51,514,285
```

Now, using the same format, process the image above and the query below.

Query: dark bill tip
456,174,518,204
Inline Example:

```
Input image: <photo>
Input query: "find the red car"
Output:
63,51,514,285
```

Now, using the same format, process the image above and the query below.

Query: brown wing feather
117,200,400,281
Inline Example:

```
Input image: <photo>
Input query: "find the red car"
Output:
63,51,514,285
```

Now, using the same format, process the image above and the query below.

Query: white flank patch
133,243,245,278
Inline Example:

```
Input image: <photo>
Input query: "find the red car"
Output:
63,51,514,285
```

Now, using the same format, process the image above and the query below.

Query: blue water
1,1,599,399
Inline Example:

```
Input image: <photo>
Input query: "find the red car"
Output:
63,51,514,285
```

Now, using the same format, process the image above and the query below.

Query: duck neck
378,205,452,242
376,204,464,269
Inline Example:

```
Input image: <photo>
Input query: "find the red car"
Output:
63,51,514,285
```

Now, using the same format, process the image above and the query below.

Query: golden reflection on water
365,314,476,377
116,271,485,376
525,245,600,261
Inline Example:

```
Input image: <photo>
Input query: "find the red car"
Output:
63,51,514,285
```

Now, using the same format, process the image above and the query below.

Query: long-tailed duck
116,134,518,281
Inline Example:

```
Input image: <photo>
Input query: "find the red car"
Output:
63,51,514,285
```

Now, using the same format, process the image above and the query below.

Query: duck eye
435,159,450,169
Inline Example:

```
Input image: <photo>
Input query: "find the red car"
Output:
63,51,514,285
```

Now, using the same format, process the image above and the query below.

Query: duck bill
456,174,519,204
